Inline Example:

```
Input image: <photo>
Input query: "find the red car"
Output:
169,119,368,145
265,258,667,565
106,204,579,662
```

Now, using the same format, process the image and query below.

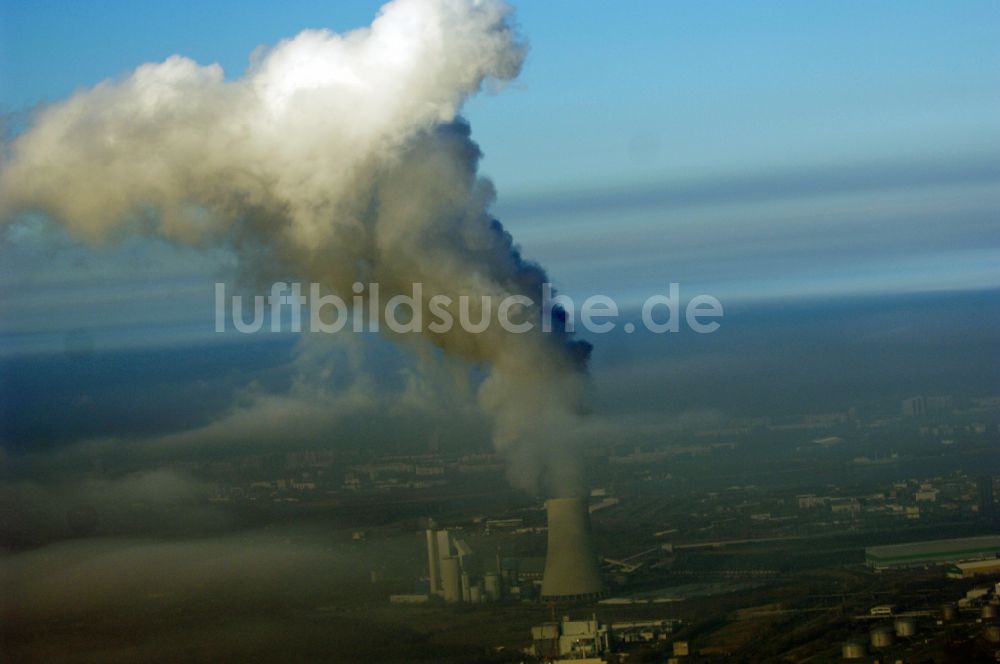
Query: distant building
947,559,1000,579
901,397,927,417
926,395,953,412
797,495,828,509
831,500,861,514
866,535,1000,570
978,476,995,522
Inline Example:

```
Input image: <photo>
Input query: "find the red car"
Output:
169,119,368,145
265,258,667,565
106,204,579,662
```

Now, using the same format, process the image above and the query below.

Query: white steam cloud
0,0,592,496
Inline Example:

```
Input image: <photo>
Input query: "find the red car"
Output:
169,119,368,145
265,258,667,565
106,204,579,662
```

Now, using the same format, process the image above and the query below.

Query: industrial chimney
541,497,603,601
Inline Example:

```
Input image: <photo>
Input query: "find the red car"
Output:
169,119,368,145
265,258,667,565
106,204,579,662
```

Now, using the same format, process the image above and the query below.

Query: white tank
425,529,440,595
541,497,603,600
440,556,461,603
436,530,452,559
894,617,917,637
870,626,894,649
841,640,866,659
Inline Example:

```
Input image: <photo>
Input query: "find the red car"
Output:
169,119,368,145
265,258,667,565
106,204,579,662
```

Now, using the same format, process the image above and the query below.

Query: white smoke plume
0,0,591,496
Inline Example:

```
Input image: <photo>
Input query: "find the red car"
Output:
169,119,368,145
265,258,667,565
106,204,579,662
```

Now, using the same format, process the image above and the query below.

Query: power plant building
420,498,603,606
424,526,495,604
530,615,610,660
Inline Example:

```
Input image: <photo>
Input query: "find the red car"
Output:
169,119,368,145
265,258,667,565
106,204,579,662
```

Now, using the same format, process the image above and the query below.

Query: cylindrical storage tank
983,604,998,619
942,604,957,621
484,572,500,601
841,640,866,659
541,497,604,600
440,556,461,603
425,530,440,595
436,530,452,560
894,617,917,638
870,626,894,649
985,624,1000,643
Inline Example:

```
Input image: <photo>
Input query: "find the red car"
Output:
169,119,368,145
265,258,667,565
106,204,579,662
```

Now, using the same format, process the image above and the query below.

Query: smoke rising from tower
0,0,590,496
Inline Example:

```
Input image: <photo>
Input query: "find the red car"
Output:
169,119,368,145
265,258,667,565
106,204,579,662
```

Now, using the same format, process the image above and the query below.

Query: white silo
894,617,917,638
841,640,866,659
425,529,440,595
436,529,452,559
441,556,461,603
541,497,603,600
870,626,894,649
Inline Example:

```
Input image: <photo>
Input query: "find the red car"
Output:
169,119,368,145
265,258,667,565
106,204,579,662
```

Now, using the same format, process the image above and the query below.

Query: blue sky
4,1,998,189
5,2,999,183
1,0,999,354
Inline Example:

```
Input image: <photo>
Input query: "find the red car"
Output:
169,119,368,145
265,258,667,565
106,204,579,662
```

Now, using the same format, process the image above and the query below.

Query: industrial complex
7,394,1000,661
394,495,608,606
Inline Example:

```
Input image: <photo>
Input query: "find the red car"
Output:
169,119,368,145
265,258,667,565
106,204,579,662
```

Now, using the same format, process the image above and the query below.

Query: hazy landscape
2,1,999,662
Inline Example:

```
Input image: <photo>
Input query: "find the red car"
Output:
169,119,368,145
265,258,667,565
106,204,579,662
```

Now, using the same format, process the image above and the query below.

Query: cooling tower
541,497,603,600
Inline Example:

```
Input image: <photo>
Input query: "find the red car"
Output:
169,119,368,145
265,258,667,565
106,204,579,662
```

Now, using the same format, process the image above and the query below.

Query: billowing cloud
1,0,592,496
